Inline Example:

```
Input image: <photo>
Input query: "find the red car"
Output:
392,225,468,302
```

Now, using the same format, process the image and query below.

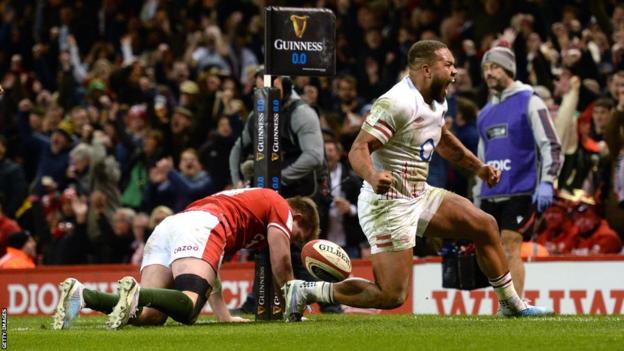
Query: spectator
67,140,121,214
604,90,624,240
130,212,149,266
477,46,563,297
229,74,325,198
17,99,74,195
148,206,173,233
167,107,195,163
199,116,236,192
144,149,214,212
96,207,136,263
0,135,27,218
0,203,21,257
322,139,366,258
50,187,90,265
0,231,36,269
536,201,579,255
120,129,164,210
570,204,622,254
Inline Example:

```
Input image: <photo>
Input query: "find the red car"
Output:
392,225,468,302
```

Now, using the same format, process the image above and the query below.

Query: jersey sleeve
266,195,293,239
362,96,410,144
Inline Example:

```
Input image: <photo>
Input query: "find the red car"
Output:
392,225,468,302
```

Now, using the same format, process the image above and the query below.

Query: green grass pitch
6,314,623,350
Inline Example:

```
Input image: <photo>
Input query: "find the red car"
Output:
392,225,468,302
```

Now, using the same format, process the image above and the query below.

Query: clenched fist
477,165,501,188
369,170,393,194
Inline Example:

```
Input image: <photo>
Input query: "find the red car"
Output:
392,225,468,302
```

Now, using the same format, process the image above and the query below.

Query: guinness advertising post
265,7,336,76
252,87,283,322
253,6,335,321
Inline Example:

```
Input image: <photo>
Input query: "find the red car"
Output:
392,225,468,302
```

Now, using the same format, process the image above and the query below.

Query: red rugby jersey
184,188,292,253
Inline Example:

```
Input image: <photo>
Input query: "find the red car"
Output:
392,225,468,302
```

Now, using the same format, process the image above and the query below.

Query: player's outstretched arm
267,226,295,287
436,126,500,187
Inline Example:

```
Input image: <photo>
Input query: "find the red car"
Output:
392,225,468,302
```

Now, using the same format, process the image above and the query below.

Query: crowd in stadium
1,0,624,268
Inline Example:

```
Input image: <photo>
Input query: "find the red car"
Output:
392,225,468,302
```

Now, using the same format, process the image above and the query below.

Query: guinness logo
271,153,279,161
290,15,308,38
256,152,265,161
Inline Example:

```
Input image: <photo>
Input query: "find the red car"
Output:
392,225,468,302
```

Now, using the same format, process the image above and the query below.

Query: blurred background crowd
1,0,624,267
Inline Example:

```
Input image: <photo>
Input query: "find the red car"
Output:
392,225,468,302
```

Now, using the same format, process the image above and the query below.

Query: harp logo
290,15,308,38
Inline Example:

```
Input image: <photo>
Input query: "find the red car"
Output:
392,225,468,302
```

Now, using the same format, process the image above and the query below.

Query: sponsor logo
173,245,199,254
429,289,624,315
256,100,265,153
486,159,511,171
271,153,279,161
272,100,280,154
256,152,264,161
273,39,323,51
290,15,308,38
485,124,508,140
272,13,323,53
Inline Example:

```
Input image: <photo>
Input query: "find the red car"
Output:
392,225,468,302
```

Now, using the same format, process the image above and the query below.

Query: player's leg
334,249,413,308
482,196,534,297
284,193,417,318
283,249,412,320
501,230,525,296
130,264,174,326
425,192,550,316
425,192,507,278
52,277,119,330
108,259,214,329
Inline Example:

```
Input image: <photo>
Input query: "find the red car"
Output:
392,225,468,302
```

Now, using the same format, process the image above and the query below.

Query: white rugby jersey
361,76,447,199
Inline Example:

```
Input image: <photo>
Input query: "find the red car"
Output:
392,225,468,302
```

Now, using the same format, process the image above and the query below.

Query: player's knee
379,290,407,309
473,212,499,243
136,308,167,326
173,274,211,324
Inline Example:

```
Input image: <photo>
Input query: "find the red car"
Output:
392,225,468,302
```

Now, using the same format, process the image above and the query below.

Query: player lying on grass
53,188,319,329
282,40,553,321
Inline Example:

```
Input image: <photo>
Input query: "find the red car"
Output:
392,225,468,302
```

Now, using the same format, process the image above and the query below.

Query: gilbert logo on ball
301,239,351,282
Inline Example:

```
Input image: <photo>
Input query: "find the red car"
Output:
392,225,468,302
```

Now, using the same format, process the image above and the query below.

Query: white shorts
358,184,448,254
141,211,222,272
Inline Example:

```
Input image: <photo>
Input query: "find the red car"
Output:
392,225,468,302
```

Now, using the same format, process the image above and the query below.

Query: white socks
301,281,334,304
489,272,527,313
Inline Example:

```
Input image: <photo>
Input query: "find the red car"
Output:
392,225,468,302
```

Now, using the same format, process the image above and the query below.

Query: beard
486,76,506,93
430,75,448,103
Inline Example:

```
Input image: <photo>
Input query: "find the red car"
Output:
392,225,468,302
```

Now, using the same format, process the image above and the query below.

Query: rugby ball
301,239,352,282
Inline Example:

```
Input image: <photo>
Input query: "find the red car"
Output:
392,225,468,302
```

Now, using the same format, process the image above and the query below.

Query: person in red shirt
535,202,579,254
53,188,320,329
569,204,623,255
0,231,36,269
0,204,21,257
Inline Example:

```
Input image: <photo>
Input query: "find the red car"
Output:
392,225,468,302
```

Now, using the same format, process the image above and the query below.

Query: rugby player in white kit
282,40,552,320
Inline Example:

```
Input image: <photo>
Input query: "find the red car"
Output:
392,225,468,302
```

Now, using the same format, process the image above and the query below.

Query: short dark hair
593,98,614,110
407,40,448,69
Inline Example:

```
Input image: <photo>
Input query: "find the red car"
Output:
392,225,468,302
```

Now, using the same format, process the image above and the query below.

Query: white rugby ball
301,239,352,282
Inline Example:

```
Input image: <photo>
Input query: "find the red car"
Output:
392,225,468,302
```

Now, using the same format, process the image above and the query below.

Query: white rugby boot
107,276,140,329
52,278,85,330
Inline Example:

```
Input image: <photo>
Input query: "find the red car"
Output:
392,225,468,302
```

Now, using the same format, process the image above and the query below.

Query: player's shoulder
381,76,416,104
373,77,417,117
